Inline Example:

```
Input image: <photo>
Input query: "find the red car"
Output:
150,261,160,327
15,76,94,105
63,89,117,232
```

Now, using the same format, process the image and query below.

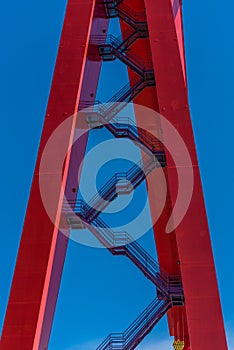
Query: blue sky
0,0,233,349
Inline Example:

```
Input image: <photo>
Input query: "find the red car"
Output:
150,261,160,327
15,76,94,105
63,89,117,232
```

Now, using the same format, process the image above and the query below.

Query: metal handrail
118,3,146,23
104,0,147,25
67,155,155,222
91,34,152,71
65,212,183,296
97,298,171,350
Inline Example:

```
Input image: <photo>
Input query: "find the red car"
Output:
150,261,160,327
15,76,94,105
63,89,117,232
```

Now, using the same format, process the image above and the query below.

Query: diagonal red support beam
0,1,108,349
119,0,189,344
144,0,228,348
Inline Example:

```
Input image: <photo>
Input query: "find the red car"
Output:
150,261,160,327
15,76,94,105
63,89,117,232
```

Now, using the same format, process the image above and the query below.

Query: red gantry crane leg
0,0,228,349
144,0,228,348
0,1,108,349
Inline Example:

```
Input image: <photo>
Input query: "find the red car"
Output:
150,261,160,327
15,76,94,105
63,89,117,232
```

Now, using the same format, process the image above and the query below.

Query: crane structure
0,0,228,349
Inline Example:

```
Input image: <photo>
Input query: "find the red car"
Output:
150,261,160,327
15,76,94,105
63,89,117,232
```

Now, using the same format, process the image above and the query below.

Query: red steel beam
144,0,227,348
119,0,190,345
0,1,108,349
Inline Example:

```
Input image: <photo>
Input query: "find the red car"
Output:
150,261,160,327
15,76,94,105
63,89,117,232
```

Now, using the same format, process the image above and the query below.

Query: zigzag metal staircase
66,155,158,223
65,1,184,348
83,74,154,124
66,212,184,301
96,298,171,350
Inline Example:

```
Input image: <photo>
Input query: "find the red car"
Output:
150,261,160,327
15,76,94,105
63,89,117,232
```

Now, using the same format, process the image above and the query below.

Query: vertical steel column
144,0,227,348
119,0,189,344
0,1,105,349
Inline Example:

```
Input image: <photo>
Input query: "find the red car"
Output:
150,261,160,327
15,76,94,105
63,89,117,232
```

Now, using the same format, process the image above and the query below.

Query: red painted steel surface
1,0,227,348
144,0,227,348
0,0,105,349
38,5,109,347
119,0,190,344
119,0,227,347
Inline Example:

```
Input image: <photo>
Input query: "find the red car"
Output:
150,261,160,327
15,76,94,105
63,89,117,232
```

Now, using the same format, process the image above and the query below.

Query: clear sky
0,0,233,349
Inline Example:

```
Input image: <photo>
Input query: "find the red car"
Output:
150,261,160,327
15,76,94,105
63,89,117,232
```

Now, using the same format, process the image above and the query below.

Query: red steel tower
0,0,228,349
